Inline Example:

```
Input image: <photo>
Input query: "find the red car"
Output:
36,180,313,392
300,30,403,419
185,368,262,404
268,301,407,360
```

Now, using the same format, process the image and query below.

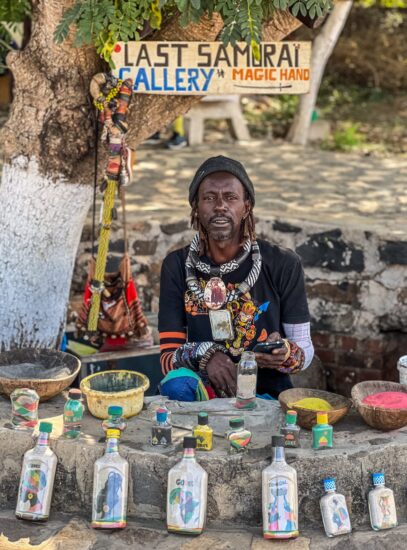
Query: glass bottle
320,478,351,537
10,388,39,430
262,435,299,540
193,412,213,451
368,473,398,531
167,436,208,535
235,351,257,410
151,407,172,446
91,428,128,529
102,405,127,434
63,388,84,439
397,355,407,385
312,412,333,449
15,421,57,521
280,410,300,448
225,417,252,453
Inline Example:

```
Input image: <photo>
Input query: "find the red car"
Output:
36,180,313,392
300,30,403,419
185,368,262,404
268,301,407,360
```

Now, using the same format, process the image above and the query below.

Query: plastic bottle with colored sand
10,388,39,430
151,407,172,446
102,405,127,434
167,436,208,535
193,412,213,451
320,478,351,537
312,412,333,450
226,417,252,453
235,351,257,410
368,473,397,531
91,428,128,529
63,388,84,439
262,435,299,540
15,422,57,521
280,410,300,448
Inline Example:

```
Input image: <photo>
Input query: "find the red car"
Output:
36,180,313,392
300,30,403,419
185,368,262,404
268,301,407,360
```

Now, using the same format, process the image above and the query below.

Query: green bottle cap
229,417,244,429
198,412,209,425
108,405,123,416
286,410,297,425
39,422,53,433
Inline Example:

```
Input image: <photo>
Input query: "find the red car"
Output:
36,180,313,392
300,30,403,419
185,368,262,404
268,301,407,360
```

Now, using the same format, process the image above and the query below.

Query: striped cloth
159,331,186,375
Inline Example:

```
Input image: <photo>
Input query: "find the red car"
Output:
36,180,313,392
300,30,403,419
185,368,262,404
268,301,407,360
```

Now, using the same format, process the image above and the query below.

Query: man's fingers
266,331,281,342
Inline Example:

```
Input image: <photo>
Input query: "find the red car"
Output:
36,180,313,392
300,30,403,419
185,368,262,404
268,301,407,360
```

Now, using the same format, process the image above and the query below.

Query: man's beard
206,216,235,241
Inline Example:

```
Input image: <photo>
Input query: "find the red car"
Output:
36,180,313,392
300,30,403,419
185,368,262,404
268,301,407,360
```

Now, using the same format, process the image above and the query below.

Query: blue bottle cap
156,408,168,423
323,478,336,492
372,473,385,486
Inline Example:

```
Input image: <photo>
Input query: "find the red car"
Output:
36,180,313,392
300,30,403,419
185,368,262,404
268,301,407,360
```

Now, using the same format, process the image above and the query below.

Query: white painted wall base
0,157,93,350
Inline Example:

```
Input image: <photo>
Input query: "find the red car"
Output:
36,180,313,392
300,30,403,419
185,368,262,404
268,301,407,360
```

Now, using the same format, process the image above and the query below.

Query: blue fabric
160,371,200,402
256,393,277,401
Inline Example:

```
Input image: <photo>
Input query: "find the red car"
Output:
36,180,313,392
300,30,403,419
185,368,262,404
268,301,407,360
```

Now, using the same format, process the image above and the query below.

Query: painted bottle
225,417,252,453
167,436,208,535
91,428,128,529
63,388,84,439
193,412,213,451
262,435,299,540
320,478,351,537
151,407,172,446
368,473,397,531
15,421,57,521
235,351,257,410
280,410,300,448
10,388,39,430
102,405,127,434
312,412,333,449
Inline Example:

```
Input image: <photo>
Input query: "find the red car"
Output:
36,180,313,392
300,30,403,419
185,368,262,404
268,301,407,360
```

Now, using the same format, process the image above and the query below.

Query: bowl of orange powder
352,381,407,431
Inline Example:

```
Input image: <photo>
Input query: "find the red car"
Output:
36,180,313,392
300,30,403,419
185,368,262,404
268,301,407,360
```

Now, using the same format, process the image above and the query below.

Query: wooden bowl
0,348,81,401
80,370,150,419
278,388,351,430
352,380,407,431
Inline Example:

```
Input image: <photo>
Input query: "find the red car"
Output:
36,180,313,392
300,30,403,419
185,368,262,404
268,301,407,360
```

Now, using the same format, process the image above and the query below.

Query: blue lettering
163,68,174,91
187,69,200,92
118,67,131,80
175,68,186,91
150,68,163,91
134,68,150,92
201,68,214,92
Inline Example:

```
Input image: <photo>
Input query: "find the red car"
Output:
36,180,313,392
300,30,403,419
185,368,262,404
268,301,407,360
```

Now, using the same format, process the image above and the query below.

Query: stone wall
72,217,407,396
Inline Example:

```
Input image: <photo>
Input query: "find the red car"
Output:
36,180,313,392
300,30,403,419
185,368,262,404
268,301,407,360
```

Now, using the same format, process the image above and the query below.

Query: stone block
296,230,364,272
133,239,158,256
379,240,407,265
272,220,302,234
306,282,360,306
160,220,190,235
109,238,126,253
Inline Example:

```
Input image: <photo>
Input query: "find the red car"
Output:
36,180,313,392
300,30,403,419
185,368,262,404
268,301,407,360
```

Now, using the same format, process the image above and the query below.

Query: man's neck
206,237,241,264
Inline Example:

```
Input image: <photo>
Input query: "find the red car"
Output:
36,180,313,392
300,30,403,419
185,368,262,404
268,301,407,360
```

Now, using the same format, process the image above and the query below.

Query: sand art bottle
151,407,172,446
312,412,333,450
167,436,208,535
16,422,57,521
368,473,397,531
226,417,252,453
63,388,84,439
280,410,300,448
102,405,127,434
235,351,257,410
262,435,299,540
92,428,129,529
193,412,213,451
320,478,351,537
10,388,39,430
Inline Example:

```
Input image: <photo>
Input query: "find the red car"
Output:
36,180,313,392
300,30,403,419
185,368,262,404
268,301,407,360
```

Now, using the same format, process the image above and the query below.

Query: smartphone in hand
252,340,285,354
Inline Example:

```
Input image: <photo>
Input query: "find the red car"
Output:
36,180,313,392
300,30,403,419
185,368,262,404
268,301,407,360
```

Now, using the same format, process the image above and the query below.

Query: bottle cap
323,478,336,492
39,421,53,433
106,428,121,439
272,435,285,447
286,410,297,424
317,412,328,425
198,412,209,425
68,388,82,400
372,473,385,486
108,405,123,417
156,408,168,423
183,436,197,449
229,417,244,429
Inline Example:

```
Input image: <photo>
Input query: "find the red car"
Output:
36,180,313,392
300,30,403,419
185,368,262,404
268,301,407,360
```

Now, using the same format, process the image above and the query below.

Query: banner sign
112,41,311,95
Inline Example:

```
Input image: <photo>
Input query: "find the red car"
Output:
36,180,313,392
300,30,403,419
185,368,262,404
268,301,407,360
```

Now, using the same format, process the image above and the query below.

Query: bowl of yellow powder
278,388,351,430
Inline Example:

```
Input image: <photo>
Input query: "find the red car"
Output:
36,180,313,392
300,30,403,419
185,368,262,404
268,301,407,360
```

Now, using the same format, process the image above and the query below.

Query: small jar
280,410,301,448
226,417,252,453
151,408,172,446
235,351,257,410
63,388,84,439
312,412,333,450
397,356,407,385
193,412,213,451
10,388,39,430
102,405,127,434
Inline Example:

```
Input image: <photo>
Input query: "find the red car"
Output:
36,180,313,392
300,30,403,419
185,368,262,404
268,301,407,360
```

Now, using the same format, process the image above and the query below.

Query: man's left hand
255,331,288,370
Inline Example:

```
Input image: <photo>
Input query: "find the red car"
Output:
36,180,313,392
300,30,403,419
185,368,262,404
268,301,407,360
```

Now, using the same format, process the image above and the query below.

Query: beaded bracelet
199,344,228,374
277,340,305,374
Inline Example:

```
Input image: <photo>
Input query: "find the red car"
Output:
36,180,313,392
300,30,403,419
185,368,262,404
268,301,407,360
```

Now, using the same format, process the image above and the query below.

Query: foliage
324,122,365,151
0,0,30,74
54,0,333,66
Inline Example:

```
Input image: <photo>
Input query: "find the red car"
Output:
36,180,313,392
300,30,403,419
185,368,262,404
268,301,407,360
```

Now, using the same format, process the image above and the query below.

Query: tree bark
0,1,302,349
288,1,353,146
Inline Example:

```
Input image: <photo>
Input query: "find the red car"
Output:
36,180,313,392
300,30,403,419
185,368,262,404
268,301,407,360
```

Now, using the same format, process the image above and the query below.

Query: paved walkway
128,141,407,237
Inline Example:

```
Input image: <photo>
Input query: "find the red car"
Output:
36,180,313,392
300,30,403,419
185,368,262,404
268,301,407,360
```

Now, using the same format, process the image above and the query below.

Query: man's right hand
206,352,237,397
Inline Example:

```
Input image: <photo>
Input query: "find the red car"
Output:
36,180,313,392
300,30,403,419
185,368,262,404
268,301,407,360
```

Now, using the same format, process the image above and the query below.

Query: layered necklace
185,234,262,340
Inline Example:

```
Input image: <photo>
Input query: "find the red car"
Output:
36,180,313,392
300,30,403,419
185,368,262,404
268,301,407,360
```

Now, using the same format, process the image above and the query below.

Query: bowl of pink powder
352,381,407,431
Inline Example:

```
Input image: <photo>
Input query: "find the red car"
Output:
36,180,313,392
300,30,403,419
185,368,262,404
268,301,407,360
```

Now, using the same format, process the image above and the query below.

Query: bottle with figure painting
262,435,299,539
368,473,397,531
320,478,351,537
167,436,208,535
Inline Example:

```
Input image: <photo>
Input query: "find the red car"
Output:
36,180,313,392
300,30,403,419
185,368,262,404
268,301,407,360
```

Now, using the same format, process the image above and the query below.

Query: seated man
158,156,314,400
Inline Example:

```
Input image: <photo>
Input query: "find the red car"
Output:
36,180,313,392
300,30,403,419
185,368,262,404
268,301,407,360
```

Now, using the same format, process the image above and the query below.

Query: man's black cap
188,155,255,206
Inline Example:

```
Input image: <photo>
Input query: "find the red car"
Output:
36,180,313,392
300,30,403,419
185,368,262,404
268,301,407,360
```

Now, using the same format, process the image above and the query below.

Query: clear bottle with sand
320,478,351,537
235,351,257,410
368,473,397,531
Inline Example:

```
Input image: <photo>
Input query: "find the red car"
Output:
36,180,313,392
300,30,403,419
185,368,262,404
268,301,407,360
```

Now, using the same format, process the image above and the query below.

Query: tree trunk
0,1,302,350
288,1,353,146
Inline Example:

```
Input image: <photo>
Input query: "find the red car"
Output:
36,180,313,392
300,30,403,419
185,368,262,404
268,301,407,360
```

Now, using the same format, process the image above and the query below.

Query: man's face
197,172,250,242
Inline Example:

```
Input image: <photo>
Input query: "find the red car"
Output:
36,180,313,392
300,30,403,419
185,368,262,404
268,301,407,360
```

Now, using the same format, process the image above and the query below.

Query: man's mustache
209,216,233,223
